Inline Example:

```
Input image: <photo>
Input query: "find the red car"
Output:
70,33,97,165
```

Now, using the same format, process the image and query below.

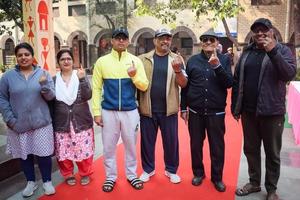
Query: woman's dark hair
14,42,34,56
56,49,74,63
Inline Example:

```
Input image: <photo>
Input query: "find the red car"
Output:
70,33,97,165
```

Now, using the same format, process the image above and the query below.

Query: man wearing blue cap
232,18,296,200
138,28,187,184
180,29,233,192
92,27,149,192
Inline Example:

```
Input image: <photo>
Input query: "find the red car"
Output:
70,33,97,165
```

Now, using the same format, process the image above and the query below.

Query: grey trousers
241,112,284,192
102,109,140,181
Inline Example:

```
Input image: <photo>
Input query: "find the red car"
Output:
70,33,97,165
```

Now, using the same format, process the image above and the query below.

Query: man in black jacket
180,30,233,192
231,18,296,200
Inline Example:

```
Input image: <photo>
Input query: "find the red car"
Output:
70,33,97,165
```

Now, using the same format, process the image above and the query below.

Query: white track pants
102,109,140,181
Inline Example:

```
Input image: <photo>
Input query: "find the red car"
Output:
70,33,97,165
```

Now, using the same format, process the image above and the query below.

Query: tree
136,0,244,49
88,0,132,31
0,0,61,35
0,0,23,35
0,0,131,35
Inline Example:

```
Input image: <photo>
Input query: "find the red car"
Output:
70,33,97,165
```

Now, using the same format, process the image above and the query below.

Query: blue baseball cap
112,27,129,38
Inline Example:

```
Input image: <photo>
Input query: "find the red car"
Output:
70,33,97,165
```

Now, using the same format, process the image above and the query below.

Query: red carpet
40,96,243,200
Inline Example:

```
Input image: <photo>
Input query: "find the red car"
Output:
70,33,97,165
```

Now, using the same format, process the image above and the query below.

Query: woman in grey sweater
0,42,56,197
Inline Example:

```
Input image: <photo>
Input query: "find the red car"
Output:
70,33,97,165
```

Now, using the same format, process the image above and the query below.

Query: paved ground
236,128,300,200
0,125,299,200
0,124,103,200
0,76,299,200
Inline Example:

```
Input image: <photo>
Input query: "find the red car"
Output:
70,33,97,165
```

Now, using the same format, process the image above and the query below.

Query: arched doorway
136,32,154,55
171,32,193,62
54,36,61,56
67,31,88,69
71,35,87,69
3,38,15,66
131,28,155,55
171,26,197,61
98,33,112,57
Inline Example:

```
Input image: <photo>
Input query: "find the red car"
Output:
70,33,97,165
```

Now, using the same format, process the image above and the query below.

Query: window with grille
181,38,193,48
96,1,116,15
68,5,86,16
53,7,59,17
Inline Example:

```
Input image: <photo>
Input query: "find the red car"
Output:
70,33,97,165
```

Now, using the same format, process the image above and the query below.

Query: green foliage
86,0,133,30
0,0,23,34
0,64,9,73
0,0,59,35
135,0,244,49
0,0,133,34
136,0,244,25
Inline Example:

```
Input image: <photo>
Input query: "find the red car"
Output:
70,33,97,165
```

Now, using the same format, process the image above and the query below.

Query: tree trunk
104,15,115,30
123,0,127,28
222,18,241,51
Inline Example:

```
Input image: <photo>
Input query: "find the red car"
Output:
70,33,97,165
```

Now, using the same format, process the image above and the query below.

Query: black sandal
102,180,115,192
127,178,144,190
235,183,261,196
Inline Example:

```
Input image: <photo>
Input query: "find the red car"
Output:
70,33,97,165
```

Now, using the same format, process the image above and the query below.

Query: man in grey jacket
231,18,296,200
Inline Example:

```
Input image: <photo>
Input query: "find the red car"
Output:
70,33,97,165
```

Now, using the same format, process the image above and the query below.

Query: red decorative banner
23,0,55,75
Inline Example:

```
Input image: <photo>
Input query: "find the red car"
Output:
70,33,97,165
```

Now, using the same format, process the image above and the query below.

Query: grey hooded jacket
0,65,55,133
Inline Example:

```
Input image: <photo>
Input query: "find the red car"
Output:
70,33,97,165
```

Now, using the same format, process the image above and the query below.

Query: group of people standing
0,17,296,200
0,44,94,197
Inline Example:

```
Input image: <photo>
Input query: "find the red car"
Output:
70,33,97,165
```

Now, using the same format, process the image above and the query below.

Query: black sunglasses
201,37,216,43
252,27,270,34
114,35,128,41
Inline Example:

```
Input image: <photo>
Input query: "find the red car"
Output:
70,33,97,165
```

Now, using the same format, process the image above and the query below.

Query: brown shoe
266,192,279,200
235,183,261,196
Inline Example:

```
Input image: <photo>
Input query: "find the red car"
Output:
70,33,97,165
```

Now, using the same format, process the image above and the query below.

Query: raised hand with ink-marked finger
39,70,48,85
208,48,220,67
127,61,137,77
77,64,86,79
263,30,276,52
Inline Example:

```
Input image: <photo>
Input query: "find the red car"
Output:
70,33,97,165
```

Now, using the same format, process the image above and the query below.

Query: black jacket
52,76,93,133
231,43,296,116
181,51,233,114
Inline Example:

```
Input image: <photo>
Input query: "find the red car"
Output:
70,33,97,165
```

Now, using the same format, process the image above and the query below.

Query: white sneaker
165,171,181,184
139,171,155,182
43,181,56,195
22,181,38,197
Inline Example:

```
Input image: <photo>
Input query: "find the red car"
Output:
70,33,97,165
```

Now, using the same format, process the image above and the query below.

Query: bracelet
175,70,181,73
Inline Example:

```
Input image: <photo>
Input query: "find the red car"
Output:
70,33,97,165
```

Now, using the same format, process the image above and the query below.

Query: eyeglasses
252,27,270,34
201,37,216,43
59,57,72,62
157,36,172,41
114,36,128,41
